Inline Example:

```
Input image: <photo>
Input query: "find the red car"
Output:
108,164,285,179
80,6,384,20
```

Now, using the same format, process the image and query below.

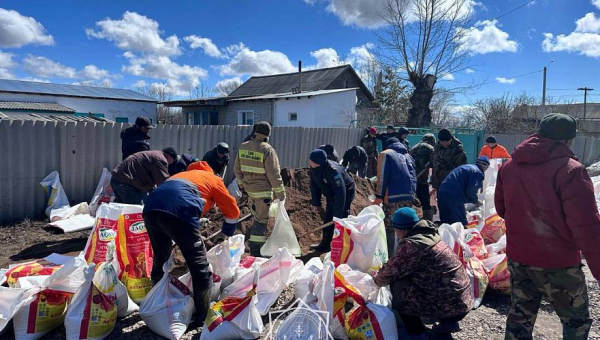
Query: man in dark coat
431,129,468,191
341,146,368,178
495,113,599,339
309,149,355,252
202,142,230,176
410,133,436,220
374,208,473,338
396,126,411,149
168,150,200,176
376,125,397,147
318,144,339,162
361,127,379,178
121,117,152,160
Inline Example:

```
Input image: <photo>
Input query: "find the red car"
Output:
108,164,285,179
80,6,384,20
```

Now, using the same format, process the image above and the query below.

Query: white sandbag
261,200,301,257
207,235,245,288
12,255,87,340
221,248,303,315
3,253,73,288
272,299,330,340
40,171,70,217
439,223,475,265
65,263,117,340
336,264,392,308
226,179,242,202
346,302,398,339
89,168,114,216
486,234,507,256
50,202,90,222
93,241,138,317
48,213,96,233
330,206,387,275
314,261,348,340
232,256,268,282
200,265,263,340
139,257,194,340
0,286,29,335
178,270,222,303
294,257,324,301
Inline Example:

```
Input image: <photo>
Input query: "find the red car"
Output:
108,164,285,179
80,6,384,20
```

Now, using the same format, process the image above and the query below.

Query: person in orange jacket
479,136,511,159
143,160,240,326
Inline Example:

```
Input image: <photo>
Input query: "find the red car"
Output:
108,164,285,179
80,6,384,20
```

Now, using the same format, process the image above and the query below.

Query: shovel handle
297,221,334,238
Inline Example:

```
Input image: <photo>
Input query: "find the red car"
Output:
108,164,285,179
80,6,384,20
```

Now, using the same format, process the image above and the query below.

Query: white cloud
22,55,77,78
86,11,180,56
21,77,49,83
442,73,455,81
132,80,147,88
496,77,516,84
459,20,518,54
0,68,15,79
542,8,600,58
594,0,600,10
184,35,223,58
310,48,340,69
77,65,110,80
215,77,242,96
0,8,54,48
0,50,15,69
218,46,295,77
223,42,245,58
575,12,600,33
465,68,475,74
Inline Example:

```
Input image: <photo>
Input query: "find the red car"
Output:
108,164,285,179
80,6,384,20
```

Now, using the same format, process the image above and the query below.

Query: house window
238,110,254,126
116,117,129,123
187,112,196,125
289,112,298,121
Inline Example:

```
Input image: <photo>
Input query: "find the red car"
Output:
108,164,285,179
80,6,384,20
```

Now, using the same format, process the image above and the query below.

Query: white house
0,79,157,123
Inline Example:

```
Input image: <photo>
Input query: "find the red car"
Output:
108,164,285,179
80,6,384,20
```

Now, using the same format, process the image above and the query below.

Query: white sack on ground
89,168,114,216
40,171,70,217
47,213,95,233
50,202,90,222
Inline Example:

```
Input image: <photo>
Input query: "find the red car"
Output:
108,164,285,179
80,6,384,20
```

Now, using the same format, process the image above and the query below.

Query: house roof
0,101,75,112
226,88,358,102
0,112,114,123
0,79,157,103
228,64,374,101
516,103,600,120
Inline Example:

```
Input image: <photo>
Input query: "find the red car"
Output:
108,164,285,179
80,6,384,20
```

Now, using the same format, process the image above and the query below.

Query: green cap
538,113,577,140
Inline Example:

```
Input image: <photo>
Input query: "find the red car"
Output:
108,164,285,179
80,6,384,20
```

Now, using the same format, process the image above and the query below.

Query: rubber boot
248,221,267,257
190,287,211,328
310,227,333,252
422,209,434,221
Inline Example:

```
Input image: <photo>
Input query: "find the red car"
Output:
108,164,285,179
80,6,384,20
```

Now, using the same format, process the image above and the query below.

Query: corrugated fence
0,120,364,224
493,134,600,165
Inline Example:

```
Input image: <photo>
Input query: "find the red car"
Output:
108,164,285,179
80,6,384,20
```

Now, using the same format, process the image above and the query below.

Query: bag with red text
480,214,506,245
463,228,488,260
3,254,72,288
483,254,511,295
466,257,489,309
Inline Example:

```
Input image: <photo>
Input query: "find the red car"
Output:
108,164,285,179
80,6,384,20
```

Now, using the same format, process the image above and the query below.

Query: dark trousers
416,182,431,211
111,178,147,205
399,313,467,335
366,156,378,178
347,162,367,178
322,185,355,242
143,211,212,321
438,191,467,225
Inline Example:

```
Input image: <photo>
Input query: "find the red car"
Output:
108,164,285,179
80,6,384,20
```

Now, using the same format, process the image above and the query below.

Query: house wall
0,92,157,122
222,100,274,126
326,68,373,107
273,90,356,128
182,106,225,125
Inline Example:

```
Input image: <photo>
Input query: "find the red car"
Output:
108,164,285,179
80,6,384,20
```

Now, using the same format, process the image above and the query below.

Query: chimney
298,60,302,93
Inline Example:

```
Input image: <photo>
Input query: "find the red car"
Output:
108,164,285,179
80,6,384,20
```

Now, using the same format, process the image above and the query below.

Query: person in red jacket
495,113,599,340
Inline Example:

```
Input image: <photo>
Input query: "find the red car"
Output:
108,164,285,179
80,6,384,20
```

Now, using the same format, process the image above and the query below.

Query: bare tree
188,82,215,99
135,85,184,125
430,88,458,126
461,94,538,134
216,78,242,97
378,0,473,127
372,66,411,125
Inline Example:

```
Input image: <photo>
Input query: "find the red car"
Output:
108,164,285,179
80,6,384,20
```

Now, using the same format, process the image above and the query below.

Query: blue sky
0,0,599,106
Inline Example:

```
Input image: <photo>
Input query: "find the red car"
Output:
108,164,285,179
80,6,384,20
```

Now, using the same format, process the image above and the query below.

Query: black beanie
385,137,400,149
398,127,409,135
162,147,178,160
486,136,497,143
438,129,452,142
255,121,272,136
309,149,328,166
538,113,577,140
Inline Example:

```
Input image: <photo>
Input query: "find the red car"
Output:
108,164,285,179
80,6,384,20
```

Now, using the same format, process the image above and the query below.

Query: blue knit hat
385,137,400,149
475,156,490,168
309,149,328,166
392,207,420,230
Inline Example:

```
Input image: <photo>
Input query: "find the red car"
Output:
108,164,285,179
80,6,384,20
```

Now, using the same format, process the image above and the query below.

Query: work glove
199,218,210,229
221,220,237,237
276,191,286,202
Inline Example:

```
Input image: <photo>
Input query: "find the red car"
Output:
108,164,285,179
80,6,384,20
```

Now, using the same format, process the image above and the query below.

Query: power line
492,0,537,22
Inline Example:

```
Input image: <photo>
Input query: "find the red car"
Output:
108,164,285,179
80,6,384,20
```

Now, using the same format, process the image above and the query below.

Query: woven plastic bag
480,214,506,245
293,257,324,301
207,235,245,289
483,254,511,295
139,255,194,340
336,264,392,308
226,179,242,202
89,168,114,216
84,203,122,266
65,263,117,340
261,199,301,257
3,253,72,288
40,171,70,217
466,257,489,309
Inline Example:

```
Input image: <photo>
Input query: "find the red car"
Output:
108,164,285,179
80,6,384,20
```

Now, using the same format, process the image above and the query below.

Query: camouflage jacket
410,142,434,184
360,135,378,158
374,220,474,317
431,138,468,190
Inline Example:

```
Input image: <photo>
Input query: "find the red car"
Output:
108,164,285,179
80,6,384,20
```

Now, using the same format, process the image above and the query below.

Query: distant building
163,64,375,128
0,79,157,123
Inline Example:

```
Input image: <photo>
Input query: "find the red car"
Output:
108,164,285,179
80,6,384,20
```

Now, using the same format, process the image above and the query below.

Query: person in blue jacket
437,156,490,225
308,149,356,252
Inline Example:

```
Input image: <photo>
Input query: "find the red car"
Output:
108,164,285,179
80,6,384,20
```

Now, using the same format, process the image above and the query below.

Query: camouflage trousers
505,260,592,340
382,199,423,255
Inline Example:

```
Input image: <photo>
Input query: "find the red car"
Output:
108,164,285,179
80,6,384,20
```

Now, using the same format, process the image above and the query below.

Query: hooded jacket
341,146,367,168
120,126,150,160
202,147,229,175
479,144,511,159
431,137,468,190
438,164,485,204
375,142,417,203
374,220,473,317
495,135,600,280
310,160,355,218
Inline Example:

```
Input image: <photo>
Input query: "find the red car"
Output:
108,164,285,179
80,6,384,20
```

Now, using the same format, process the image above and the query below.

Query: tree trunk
407,74,435,127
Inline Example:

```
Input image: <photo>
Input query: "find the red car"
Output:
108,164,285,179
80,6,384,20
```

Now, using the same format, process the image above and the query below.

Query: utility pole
578,87,594,120
542,67,547,115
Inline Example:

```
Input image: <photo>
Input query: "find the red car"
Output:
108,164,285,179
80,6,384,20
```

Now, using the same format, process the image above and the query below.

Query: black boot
189,287,211,329
248,221,267,257
310,228,333,252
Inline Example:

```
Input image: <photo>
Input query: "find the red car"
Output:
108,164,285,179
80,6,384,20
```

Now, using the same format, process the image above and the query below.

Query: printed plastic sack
331,206,387,275
207,235,245,288
93,241,138,317
0,286,28,335
221,248,303,315
226,179,242,202
65,263,117,340
272,299,330,340
261,200,301,257
233,256,268,282
486,234,507,256
3,254,72,288
115,204,153,303
200,264,263,340
40,171,70,217
344,274,398,340
463,228,488,260
140,256,194,340
89,168,114,216
466,257,489,309
312,261,347,340
480,214,506,245
336,264,392,308
178,270,222,303
483,254,511,295
11,256,87,340
294,257,324,301
84,203,122,266
50,202,90,222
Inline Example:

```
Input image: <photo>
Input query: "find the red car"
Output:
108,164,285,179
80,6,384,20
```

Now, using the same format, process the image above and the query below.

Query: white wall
273,90,356,128
0,92,157,122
